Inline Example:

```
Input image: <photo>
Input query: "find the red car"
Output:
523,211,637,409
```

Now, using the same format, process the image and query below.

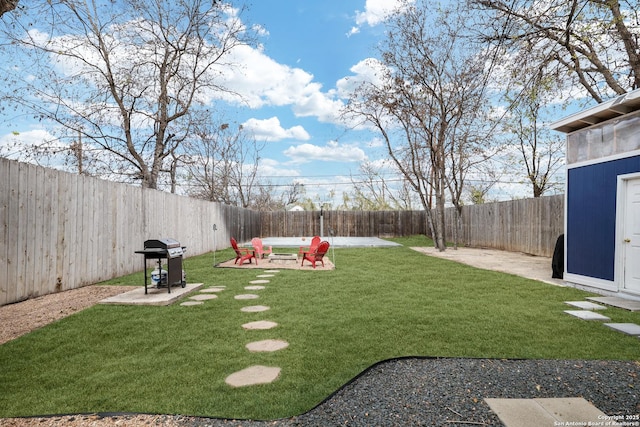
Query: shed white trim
551,89,640,133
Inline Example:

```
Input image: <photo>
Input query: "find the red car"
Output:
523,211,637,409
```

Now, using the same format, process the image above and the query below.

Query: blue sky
227,0,397,202
0,0,405,205
0,0,571,204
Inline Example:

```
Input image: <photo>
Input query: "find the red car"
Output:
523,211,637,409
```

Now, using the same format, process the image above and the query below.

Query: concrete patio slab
99,283,204,306
246,339,289,352
604,323,640,336
240,305,270,313
485,397,607,427
564,301,607,310
225,365,281,387
586,297,640,311
564,310,611,321
412,247,565,286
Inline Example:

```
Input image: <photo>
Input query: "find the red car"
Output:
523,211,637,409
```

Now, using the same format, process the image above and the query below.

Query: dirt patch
0,285,130,345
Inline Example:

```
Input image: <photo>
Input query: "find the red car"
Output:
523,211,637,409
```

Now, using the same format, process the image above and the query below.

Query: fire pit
267,253,297,265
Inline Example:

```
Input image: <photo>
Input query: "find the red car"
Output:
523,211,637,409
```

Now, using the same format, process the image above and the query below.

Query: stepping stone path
180,301,204,306
246,339,289,352
242,320,278,330
564,301,606,310
225,270,285,387
241,305,270,312
564,297,640,337
225,366,281,388
604,323,640,336
189,294,218,301
563,310,611,321
235,294,259,300
180,285,225,306
200,287,226,293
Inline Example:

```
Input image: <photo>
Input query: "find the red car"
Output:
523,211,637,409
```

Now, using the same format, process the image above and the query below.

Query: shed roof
550,88,640,134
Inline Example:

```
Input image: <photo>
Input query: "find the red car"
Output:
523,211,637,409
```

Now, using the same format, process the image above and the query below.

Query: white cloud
353,0,413,28
284,140,367,164
336,57,388,98
242,117,310,142
0,129,54,157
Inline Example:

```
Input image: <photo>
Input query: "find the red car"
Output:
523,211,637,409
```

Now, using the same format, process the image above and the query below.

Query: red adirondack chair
251,237,272,259
298,236,321,260
231,237,257,265
301,240,330,268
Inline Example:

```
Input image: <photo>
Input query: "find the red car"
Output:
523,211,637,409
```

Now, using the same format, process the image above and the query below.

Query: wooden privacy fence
0,157,260,306
1,156,564,306
260,210,428,238
261,194,564,258
444,195,564,257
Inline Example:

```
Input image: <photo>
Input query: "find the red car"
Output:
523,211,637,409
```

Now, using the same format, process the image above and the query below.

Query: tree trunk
0,0,18,17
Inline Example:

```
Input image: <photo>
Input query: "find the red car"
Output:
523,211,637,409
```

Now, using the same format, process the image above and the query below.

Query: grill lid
144,238,181,249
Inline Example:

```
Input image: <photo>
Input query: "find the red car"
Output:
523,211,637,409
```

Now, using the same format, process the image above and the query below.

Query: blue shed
552,88,640,301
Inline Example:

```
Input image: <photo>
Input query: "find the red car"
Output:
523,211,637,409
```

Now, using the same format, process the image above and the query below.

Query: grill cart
135,238,186,294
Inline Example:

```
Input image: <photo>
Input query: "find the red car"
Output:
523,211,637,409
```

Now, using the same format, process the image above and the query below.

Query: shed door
623,177,640,293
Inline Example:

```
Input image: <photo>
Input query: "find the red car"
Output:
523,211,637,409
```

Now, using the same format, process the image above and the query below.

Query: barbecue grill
135,238,186,294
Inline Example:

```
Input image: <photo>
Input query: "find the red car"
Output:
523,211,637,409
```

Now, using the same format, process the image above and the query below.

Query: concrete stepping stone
246,339,289,352
241,305,270,313
256,274,274,278
242,320,278,330
586,297,640,311
564,310,611,321
201,287,225,293
485,397,607,427
225,365,281,387
564,301,607,310
180,301,204,306
190,294,218,301
235,294,259,300
604,323,640,336
264,270,280,273
249,279,270,284
245,285,265,290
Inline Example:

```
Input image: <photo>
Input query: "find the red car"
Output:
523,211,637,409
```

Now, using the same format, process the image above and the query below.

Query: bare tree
339,161,414,210
343,1,498,251
1,0,252,189
472,0,640,102
502,80,565,197
185,122,262,208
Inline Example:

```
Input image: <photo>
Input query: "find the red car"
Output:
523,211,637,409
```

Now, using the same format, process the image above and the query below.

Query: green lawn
0,237,638,420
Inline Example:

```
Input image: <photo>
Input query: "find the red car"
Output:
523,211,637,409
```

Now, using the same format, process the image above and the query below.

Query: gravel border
5,357,637,427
